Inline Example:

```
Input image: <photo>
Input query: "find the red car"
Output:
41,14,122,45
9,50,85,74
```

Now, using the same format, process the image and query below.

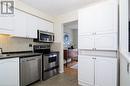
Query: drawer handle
92,58,96,59
27,58,36,61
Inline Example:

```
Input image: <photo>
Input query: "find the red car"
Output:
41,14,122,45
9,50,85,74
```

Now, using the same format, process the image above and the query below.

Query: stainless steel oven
36,30,54,43
43,53,59,80
33,45,59,80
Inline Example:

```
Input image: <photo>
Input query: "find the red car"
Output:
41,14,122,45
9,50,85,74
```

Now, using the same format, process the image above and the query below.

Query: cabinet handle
92,58,96,59
127,63,130,73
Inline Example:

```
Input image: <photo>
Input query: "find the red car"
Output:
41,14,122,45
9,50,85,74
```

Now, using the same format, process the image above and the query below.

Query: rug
70,64,78,69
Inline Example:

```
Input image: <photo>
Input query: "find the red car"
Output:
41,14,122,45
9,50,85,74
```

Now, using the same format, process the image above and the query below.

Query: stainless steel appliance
20,55,42,86
43,53,59,80
34,30,54,43
33,45,59,80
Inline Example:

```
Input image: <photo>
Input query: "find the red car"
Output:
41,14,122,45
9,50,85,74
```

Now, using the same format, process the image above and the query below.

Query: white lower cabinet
95,57,117,86
0,58,19,86
78,55,95,86
78,55,117,86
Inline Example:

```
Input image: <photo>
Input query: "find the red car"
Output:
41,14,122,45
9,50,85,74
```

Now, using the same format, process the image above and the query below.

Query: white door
78,35,94,50
95,57,117,86
94,33,117,50
14,10,27,37
78,55,95,86
0,58,19,86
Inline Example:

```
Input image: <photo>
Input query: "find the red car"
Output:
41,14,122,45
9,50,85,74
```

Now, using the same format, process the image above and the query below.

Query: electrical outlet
29,44,32,47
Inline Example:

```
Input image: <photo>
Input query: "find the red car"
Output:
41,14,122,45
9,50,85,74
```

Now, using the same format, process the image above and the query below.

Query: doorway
63,20,78,76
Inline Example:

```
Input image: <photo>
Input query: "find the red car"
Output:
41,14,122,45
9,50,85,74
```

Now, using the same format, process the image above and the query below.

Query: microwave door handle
53,35,54,41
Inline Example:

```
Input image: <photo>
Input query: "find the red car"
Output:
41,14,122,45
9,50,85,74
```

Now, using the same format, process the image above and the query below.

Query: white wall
119,0,130,86
72,29,78,48
54,10,78,73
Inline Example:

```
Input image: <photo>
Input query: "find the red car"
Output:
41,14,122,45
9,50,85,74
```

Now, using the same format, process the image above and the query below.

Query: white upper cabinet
0,9,53,38
78,35,94,50
27,15,53,38
0,15,15,35
78,4,98,35
38,18,53,33
14,10,27,37
78,0,118,35
26,14,38,38
14,9,53,38
43,20,53,33
94,33,117,50
78,0,118,50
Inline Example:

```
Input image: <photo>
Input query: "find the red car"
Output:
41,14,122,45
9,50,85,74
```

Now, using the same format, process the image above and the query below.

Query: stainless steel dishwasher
20,55,42,86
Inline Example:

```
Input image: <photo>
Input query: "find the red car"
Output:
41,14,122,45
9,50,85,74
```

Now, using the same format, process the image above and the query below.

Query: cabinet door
94,33,117,50
0,15,14,34
26,14,37,38
38,19,53,33
14,10,27,37
78,35,94,49
78,55,95,86
95,57,117,86
78,5,96,35
0,58,19,86
78,0,118,35
94,0,118,34
43,20,53,33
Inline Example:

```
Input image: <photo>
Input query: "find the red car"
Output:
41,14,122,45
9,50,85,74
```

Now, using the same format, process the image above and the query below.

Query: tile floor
31,61,78,86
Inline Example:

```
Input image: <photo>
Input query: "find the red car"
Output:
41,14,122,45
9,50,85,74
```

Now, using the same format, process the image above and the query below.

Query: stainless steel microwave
34,30,54,43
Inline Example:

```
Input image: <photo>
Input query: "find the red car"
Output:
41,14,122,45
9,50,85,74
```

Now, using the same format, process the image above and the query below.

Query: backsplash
0,36,45,52
0,35,60,52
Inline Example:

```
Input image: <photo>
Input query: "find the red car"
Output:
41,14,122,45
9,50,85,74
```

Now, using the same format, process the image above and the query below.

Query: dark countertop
0,52,42,59
50,51,59,53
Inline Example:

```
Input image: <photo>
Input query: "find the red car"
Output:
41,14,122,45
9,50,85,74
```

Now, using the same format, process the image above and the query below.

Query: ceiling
21,0,103,16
